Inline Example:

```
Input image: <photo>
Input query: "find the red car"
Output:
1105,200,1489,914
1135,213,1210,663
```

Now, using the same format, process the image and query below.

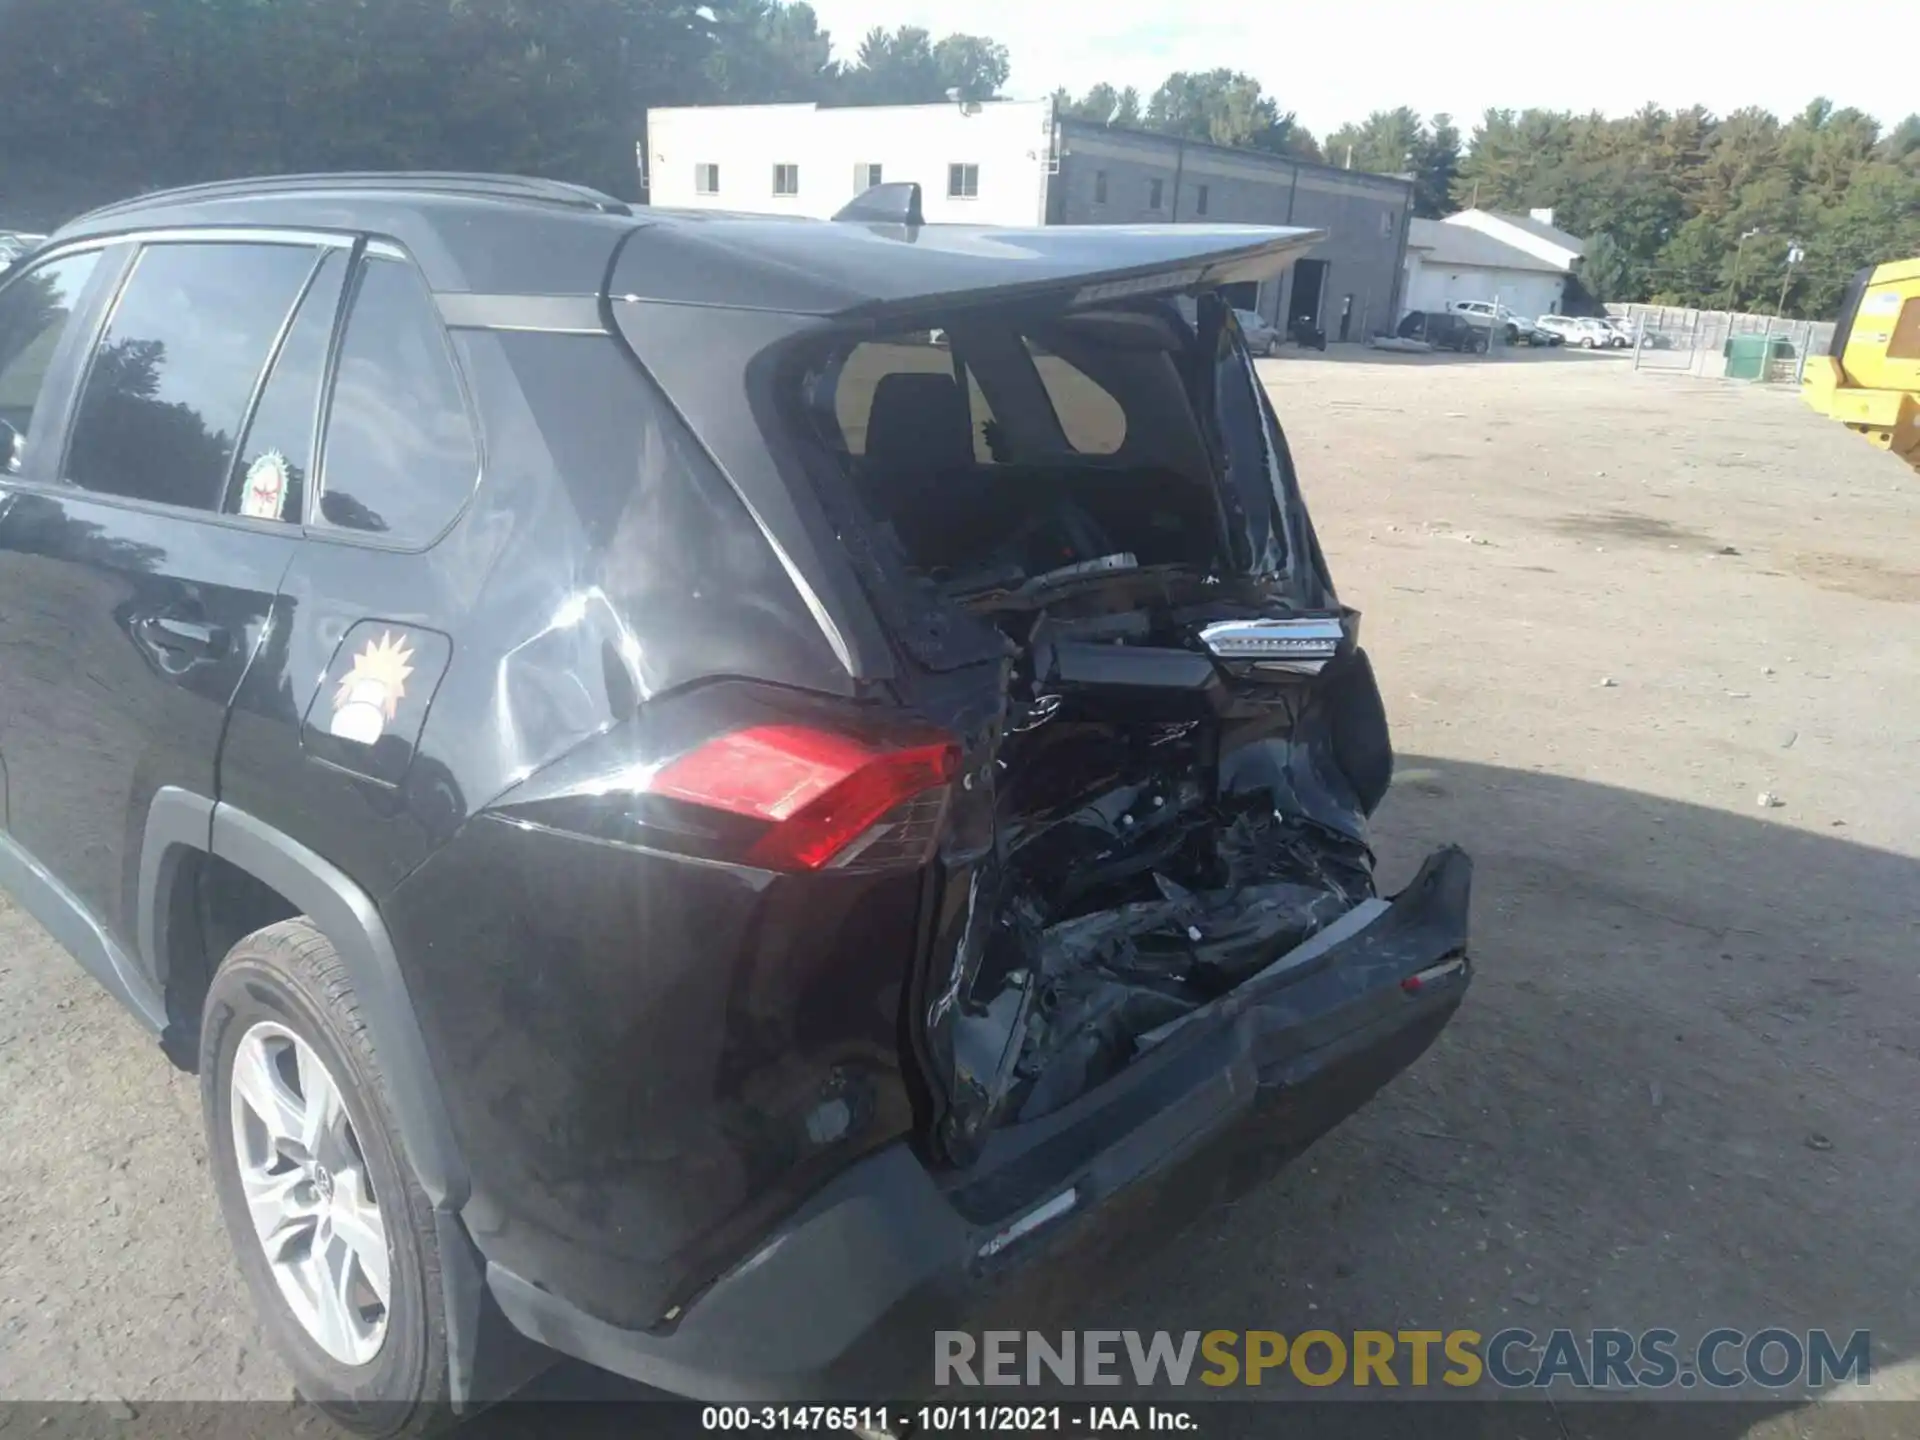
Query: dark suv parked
1396,309,1488,353
0,174,1471,1430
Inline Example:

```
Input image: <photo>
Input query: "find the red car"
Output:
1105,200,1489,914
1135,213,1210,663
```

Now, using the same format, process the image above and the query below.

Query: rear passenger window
224,249,348,522
0,251,101,475
317,256,476,542
66,242,316,511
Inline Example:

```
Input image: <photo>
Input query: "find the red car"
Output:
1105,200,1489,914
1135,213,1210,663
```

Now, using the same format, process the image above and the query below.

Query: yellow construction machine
1802,256,1920,472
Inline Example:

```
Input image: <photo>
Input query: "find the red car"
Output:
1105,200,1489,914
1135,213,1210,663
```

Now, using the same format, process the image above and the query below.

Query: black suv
0,174,1471,1429
1396,309,1489,353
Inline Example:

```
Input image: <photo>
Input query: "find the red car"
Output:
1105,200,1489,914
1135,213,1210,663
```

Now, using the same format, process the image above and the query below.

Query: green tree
1144,69,1314,158
1324,108,1422,175
837,25,1006,105
933,34,1010,103
704,2,838,104
1055,82,1142,128
1417,114,1461,218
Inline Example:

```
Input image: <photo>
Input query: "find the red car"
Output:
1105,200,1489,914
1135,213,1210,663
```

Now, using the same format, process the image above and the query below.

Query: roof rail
76,172,633,223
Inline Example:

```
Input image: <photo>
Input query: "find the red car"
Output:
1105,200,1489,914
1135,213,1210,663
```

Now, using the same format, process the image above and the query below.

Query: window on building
1094,170,1108,204
316,255,477,543
856,163,883,191
66,242,316,512
773,164,800,197
0,251,101,477
1381,209,1396,238
223,249,348,522
948,163,980,200
695,163,720,195
1195,184,1210,216
1148,178,1165,210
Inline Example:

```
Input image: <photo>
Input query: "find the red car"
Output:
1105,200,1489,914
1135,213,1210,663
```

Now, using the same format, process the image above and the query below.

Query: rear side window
0,251,100,475
66,242,316,512
224,249,348,522
317,256,477,543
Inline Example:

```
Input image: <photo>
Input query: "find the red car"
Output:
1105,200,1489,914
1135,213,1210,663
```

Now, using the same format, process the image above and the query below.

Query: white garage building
1402,209,1586,321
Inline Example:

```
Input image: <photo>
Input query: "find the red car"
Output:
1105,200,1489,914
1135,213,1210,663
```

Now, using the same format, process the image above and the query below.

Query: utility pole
1758,241,1802,381
1720,231,1758,359
1723,228,1760,326
1774,242,1802,320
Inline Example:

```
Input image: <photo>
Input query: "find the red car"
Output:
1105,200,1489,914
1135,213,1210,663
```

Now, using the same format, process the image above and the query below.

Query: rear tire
202,919,451,1438
1580,336,1596,349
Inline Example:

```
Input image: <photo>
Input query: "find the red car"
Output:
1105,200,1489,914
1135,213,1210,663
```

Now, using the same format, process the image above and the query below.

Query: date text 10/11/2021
701,1406,1197,1432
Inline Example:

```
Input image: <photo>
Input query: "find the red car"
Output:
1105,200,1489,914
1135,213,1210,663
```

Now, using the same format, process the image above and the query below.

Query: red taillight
648,724,960,872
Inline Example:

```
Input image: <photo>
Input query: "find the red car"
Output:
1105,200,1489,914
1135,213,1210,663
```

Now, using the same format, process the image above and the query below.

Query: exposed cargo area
793,290,1426,1146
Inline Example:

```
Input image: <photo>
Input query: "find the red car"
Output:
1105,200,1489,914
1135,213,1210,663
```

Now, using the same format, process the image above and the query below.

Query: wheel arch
194,801,469,1211
147,795,517,1405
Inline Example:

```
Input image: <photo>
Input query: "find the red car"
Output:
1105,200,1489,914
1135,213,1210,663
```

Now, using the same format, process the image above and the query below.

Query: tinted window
0,251,100,475
317,256,477,542
224,249,348,522
66,243,315,511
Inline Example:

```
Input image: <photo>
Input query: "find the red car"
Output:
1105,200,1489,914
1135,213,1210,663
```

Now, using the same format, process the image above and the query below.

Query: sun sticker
240,450,290,520
329,630,416,745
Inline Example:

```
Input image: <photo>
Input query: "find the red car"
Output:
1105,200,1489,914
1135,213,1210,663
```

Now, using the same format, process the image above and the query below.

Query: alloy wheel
228,1020,391,1366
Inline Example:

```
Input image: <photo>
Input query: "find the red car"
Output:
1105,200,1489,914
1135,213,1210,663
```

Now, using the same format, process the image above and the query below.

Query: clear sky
802,0,1914,136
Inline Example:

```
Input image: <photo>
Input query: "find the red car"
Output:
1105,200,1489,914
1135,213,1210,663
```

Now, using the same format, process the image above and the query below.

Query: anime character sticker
239,450,290,521
329,630,415,744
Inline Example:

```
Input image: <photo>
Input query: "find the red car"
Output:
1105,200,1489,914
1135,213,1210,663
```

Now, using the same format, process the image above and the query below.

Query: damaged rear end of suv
465,209,1471,1399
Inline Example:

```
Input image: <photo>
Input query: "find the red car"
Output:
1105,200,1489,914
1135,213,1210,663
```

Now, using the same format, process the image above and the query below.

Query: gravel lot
3,349,1916,1433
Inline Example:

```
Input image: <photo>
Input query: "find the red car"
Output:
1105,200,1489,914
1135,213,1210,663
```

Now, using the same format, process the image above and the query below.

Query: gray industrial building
646,101,1413,341
1050,119,1414,343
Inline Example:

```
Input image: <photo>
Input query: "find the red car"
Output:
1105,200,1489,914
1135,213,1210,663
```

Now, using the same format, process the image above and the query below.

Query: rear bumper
488,845,1473,1401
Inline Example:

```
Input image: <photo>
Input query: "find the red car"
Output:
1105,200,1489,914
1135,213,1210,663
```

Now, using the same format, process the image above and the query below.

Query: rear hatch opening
783,285,1439,1164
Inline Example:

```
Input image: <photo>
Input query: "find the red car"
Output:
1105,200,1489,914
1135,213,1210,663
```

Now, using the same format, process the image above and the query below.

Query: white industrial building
644,100,1415,341
1402,209,1587,320
646,100,1058,226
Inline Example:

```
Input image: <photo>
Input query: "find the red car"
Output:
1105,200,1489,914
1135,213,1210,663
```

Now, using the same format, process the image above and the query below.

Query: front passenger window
316,256,477,543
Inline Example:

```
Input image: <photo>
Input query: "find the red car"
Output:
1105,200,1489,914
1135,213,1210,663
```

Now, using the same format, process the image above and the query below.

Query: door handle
134,614,229,657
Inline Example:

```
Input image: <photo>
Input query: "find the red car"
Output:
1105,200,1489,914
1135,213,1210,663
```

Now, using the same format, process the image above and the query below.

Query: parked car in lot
1600,315,1637,347
1235,306,1281,355
1512,320,1564,347
0,173,1472,1429
1398,308,1488,352
1448,299,1534,344
1535,314,1620,349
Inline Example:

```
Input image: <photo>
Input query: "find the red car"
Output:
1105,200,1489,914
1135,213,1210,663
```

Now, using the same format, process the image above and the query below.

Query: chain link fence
1608,303,1834,383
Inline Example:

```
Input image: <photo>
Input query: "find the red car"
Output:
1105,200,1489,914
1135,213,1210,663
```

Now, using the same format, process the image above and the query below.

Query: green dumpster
1724,333,1796,380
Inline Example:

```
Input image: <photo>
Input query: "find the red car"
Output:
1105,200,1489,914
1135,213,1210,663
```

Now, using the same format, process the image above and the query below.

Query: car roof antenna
833,181,924,228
